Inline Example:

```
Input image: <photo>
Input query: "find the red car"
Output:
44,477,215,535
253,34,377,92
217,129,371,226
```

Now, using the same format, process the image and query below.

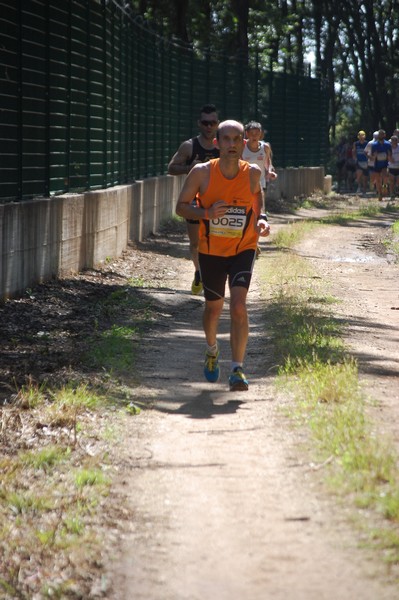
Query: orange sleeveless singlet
198,159,258,257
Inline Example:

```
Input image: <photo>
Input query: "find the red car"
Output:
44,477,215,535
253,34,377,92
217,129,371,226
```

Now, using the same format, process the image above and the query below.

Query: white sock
231,362,243,372
206,342,218,356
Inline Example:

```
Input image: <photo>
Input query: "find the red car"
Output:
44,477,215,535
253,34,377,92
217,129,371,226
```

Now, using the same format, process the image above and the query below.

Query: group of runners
337,128,399,201
167,104,276,392
167,110,399,393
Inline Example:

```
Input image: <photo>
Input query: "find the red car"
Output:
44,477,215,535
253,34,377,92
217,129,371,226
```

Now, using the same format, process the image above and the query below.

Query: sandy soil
106,200,399,599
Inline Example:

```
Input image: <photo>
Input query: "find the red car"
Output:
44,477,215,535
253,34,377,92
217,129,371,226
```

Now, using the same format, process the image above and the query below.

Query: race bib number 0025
209,206,246,238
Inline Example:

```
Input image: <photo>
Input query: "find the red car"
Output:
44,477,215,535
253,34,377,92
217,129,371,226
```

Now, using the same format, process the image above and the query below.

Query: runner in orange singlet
176,120,270,391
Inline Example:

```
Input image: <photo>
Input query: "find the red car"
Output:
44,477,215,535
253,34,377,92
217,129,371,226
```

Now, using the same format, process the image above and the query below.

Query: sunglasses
200,120,218,127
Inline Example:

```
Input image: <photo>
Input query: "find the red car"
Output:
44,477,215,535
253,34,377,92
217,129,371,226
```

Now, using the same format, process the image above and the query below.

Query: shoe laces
205,352,218,372
231,367,245,379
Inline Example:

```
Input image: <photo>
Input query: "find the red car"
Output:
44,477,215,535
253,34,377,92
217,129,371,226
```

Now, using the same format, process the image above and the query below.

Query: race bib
209,206,246,238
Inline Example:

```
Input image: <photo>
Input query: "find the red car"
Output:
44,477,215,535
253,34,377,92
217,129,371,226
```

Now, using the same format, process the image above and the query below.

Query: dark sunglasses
200,120,218,127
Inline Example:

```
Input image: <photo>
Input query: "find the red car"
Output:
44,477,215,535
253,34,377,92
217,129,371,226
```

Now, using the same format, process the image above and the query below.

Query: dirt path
107,206,399,599
295,211,399,445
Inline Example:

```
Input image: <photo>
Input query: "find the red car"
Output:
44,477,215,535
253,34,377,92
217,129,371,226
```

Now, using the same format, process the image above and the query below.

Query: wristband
257,213,268,222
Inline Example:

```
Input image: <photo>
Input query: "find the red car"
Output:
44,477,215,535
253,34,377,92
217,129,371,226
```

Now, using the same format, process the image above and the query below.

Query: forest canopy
126,0,399,140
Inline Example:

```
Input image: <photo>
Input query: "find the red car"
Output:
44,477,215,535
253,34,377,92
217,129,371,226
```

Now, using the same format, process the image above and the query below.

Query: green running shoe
191,271,203,295
204,350,220,382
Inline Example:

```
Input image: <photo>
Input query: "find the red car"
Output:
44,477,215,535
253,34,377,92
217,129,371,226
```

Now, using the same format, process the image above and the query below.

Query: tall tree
230,0,250,62
339,1,399,133
127,0,399,138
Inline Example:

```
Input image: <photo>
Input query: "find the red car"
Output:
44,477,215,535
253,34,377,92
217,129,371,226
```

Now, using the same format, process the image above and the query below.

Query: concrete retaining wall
0,167,325,300
267,166,325,203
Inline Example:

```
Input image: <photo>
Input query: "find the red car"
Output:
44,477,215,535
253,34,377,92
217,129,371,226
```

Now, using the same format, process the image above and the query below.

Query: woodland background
127,0,399,140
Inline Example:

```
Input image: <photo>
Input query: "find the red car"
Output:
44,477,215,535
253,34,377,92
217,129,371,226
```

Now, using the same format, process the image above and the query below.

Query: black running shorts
198,249,256,301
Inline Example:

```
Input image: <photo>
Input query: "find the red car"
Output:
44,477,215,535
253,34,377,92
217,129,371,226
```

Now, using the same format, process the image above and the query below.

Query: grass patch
272,291,345,371
51,383,102,411
0,377,131,596
19,445,71,471
271,207,383,251
128,275,146,287
5,490,54,515
382,220,399,260
0,266,153,596
85,280,155,377
88,323,138,372
13,377,47,409
319,204,382,224
262,234,399,566
73,467,109,489
272,220,317,249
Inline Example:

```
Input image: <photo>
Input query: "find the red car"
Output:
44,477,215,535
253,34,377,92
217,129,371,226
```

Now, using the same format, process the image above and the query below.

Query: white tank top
388,144,399,168
242,142,268,187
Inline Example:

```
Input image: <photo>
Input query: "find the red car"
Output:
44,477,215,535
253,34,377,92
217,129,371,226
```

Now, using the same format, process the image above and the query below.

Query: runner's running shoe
191,270,203,295
229,367,249,391
204,350,220,382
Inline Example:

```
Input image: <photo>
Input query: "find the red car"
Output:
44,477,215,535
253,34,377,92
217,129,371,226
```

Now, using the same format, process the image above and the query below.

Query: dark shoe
228,367,249,391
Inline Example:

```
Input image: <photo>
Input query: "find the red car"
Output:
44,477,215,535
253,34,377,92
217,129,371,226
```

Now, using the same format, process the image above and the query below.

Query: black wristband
257,213,268,222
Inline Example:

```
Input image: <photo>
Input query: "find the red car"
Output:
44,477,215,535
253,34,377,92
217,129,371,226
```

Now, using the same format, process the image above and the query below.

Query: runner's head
215,120,245,158
198,103,219,140
216,120,245,140
244,120,264,143
378,129,386,141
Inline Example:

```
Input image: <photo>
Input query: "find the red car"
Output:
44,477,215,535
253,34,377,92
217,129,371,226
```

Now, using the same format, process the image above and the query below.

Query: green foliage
127,0,398,145
392,220,399,235
73,468,108,489
14,378,47,409
6,491,53,515
381,220,399,260
52,384,102,411
19,446,70,471
128,276,146,287
273,221,317,249
88,324,138,372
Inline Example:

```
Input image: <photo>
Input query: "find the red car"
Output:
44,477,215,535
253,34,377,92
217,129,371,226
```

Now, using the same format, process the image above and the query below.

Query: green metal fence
0,0,329,202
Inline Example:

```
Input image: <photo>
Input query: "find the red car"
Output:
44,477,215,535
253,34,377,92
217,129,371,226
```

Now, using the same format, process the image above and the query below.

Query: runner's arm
249,165,264,216
250,164,270,237
168,140,194,175
176,164,228,220
264,142,277,180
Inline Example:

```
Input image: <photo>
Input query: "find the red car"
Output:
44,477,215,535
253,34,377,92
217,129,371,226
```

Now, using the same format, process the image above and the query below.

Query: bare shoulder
188,161,211,194
177,160,210,202
177,138,194,157
189,160,210,181
170,138,193,163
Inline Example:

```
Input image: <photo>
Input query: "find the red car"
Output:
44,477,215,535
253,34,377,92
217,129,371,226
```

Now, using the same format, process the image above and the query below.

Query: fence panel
0,0,329,202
